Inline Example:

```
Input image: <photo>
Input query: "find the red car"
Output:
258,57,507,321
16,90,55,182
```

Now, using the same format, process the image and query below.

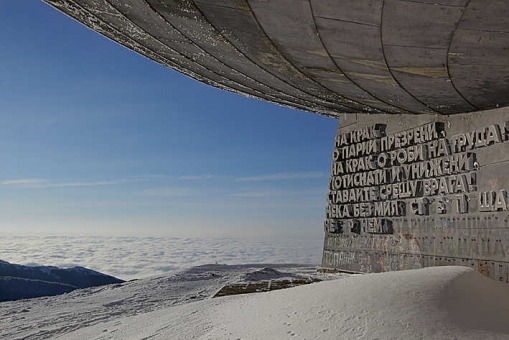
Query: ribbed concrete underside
44,0,509,117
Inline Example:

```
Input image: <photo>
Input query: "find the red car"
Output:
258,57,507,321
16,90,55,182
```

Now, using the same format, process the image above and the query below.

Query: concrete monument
44,0,509,281
324,109,509,282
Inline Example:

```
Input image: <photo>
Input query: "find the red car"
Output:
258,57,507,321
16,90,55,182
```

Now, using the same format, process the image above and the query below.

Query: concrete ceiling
44,0,509,118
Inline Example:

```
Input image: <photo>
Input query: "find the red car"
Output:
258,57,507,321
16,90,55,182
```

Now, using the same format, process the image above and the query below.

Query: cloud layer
0,234,323,280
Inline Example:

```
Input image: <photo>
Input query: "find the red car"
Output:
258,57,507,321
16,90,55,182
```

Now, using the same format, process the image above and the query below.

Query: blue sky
0,1,338,237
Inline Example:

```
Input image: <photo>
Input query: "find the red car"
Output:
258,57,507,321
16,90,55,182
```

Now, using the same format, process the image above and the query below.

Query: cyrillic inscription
324,121,509,236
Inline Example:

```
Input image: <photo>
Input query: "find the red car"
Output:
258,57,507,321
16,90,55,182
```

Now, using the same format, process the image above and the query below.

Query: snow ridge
2,265,509,340
0,259,124,302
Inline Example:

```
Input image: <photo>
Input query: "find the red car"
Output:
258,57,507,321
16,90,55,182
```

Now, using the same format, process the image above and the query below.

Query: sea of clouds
0,234,323,280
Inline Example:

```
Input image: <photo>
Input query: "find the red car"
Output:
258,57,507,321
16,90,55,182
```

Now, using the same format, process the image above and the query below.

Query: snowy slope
0,264,325,339
0,276,76,301
2,265,509,340
0,259,124,301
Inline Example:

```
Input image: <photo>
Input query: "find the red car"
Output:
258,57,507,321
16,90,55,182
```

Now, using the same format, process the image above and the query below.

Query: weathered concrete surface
44,0,509,117
323,107,509,282
43,1,509,280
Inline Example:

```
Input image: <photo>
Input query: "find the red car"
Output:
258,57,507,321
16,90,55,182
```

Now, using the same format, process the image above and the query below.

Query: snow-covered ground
2,264,509,339
0,264,329,339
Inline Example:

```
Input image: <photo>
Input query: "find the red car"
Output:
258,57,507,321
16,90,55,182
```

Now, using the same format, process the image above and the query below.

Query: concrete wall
323,107,509,283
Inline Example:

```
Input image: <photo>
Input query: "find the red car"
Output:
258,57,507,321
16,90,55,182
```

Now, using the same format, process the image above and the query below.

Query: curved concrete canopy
45,0,509,118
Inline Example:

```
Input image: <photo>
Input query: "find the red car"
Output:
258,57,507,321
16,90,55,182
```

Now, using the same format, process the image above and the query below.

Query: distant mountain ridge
0,260,124,302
